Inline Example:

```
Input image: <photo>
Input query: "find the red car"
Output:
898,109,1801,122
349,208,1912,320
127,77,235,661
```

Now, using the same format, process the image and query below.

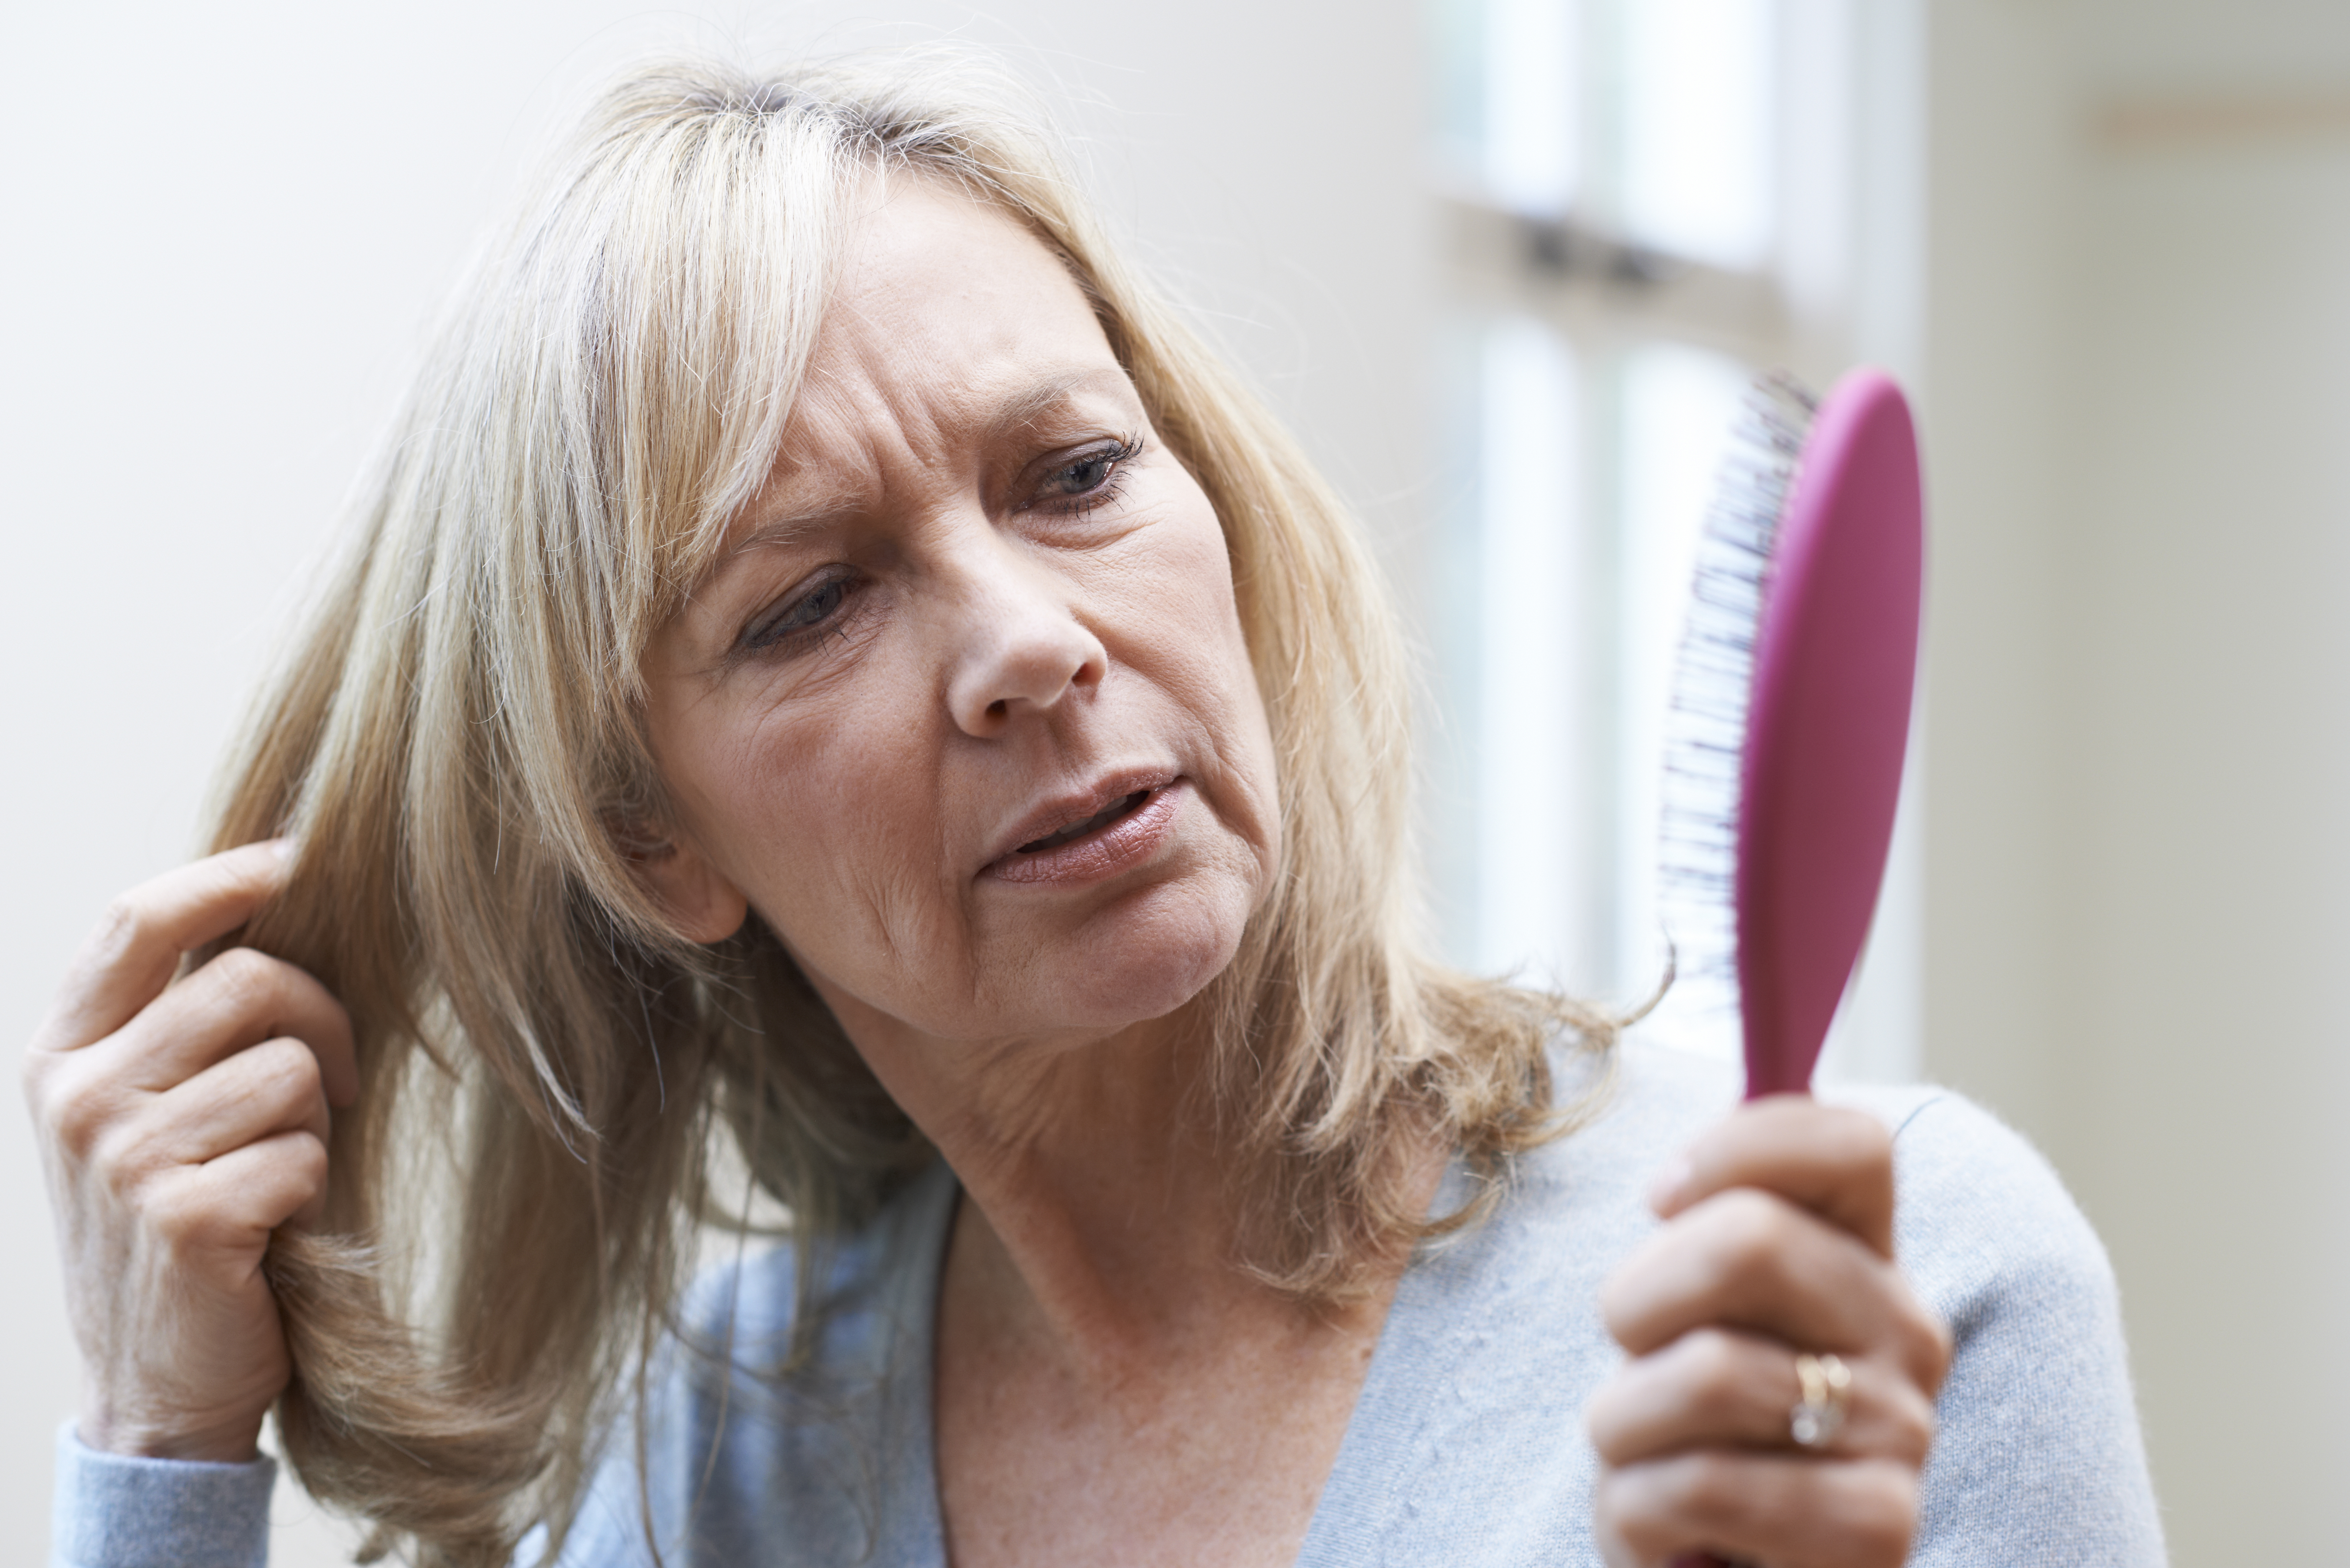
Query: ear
606,816,750,945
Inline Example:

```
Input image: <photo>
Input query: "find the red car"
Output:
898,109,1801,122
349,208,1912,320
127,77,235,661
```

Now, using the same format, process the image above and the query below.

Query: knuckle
84,1117,134,1178
89,1118,169,1195
1669,1328,1753,1418
1671,1451,1752,1526
1892,1296,1955,1385
1924,1311,1955,1373
1682,1326,1744,1386
205,945,279,1004
1712,1189,1798,1272
1843,1463,1922,1563
1584,1360,1663,1462
252,1036,324,1101
1595,1269,1636,1338
1588,1470,1633,1537
283,1133,332,1195
1591,1467,1681,1562
1582,1377,1630,1450
1882,1382,1938,1462
1820,1106,1894,1169
53,896,172,1031
85,894,153,970
137,1174,212,1246
196,948,306,1035
42,1067,114,1157
21,1047,60,1115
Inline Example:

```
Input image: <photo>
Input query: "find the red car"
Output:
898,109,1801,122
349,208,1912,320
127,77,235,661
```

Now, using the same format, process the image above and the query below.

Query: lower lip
985,783,1184,887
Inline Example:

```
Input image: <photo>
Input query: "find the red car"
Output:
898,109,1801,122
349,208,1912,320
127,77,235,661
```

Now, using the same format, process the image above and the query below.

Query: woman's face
640,179,1281,1054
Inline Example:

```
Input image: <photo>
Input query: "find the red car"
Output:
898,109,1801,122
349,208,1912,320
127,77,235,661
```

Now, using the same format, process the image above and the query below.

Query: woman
27,54,2161,1568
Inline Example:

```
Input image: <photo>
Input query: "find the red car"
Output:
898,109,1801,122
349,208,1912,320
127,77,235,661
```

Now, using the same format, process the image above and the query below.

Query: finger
1597,1452,1919,1568
1649,1097,1896,1257
1586,1330,1935,1468
39,842,297,1053
100,947,357,1108
119,1038,334,1171
167,1129,334,1249
1601,1190,1948,1389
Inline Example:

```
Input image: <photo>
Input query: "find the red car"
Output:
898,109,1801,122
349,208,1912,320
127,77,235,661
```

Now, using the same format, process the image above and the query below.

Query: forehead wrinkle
706,370,894,577
724,493,864,559
692,267,1139,606
979,365,1140,446
736,360,1140,548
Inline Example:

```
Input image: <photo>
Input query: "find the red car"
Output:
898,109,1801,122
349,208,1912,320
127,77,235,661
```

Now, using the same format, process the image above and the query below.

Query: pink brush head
1735,369,1924,1098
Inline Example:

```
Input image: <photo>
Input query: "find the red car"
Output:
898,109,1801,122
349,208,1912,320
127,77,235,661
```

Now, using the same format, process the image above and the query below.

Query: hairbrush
1657,368,1926,1097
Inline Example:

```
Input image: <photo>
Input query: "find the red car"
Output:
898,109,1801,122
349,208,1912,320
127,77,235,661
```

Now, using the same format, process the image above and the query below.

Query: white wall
13,2,2349,1563
1922,2,2350,1559
0,5,1430,1561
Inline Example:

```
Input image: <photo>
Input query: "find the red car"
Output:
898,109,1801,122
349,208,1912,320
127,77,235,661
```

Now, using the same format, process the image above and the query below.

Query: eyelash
738,436,1144,657
742,567,862,655
1035,436,1143,519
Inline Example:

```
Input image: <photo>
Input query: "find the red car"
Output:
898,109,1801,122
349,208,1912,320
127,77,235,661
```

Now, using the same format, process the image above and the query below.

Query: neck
818,985,1410,1380
886,1008,1257,1346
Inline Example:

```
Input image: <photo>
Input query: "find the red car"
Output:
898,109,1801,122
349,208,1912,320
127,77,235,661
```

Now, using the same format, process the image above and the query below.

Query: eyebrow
721,364,1140,560
980,365,1135,447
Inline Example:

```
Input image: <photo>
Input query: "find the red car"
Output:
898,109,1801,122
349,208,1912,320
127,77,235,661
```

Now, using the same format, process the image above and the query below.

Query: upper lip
984,766,1178,869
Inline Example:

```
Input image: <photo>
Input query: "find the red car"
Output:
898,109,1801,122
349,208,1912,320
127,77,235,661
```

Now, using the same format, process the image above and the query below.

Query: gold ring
1790,1352,1853,1448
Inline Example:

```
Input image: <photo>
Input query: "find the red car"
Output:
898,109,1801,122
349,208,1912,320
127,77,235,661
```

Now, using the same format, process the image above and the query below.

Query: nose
942,534,1108,738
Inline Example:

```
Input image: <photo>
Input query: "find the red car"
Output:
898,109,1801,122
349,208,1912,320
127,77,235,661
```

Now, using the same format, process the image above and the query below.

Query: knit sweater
51,1043,2167,1567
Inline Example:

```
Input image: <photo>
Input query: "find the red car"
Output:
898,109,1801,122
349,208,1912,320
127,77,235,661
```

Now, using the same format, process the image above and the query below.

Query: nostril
987,699,1008,719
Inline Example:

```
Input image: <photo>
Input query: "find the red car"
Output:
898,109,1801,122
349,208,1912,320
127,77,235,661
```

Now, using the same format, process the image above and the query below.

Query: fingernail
1648,1155,1692,1213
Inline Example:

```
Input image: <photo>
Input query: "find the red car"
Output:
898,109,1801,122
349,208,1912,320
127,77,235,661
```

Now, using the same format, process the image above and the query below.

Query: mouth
985,773,1184,887
1016,789,1152,854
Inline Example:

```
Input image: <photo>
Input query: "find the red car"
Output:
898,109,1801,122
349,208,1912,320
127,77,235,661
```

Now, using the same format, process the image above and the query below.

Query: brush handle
1735,370,1924,1098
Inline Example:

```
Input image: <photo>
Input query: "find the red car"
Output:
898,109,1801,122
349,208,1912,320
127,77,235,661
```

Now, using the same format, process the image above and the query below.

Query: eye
743,568,859,652
1032,438,1141,515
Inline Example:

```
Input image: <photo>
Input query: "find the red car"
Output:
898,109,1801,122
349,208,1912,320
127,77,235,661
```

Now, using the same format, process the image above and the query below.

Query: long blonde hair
212,50,1612,1566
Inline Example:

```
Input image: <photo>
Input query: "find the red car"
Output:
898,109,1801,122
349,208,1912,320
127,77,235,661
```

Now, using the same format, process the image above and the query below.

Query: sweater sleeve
1871,1091,2169,1568
50,1424,276,1568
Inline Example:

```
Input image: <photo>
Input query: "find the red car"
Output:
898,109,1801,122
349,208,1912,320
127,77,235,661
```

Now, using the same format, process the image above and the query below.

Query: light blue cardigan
51,1044,2167,1567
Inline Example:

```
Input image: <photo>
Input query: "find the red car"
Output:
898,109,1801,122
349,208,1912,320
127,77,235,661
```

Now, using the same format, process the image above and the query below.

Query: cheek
1106,509,1282,853
662,672,958,967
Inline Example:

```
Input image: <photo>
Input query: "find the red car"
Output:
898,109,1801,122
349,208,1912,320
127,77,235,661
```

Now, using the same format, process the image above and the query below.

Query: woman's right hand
21,841,356,1462
1584,1098,1950,1567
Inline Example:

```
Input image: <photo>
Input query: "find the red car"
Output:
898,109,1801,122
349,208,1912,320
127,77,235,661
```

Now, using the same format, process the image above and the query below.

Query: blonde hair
213,50,1613,1567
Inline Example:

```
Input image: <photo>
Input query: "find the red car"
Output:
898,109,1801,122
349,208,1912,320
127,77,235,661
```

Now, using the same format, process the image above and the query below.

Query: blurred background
3,0,2345,1562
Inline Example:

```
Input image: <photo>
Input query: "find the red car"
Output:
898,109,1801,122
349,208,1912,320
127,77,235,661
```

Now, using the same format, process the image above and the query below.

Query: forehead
648,182,1138,634
783,179,1121,442
834,176,1087,319
684,178,1139,580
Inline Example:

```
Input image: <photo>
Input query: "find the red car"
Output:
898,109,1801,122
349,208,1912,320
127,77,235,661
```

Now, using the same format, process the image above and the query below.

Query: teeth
1018,790,1148,854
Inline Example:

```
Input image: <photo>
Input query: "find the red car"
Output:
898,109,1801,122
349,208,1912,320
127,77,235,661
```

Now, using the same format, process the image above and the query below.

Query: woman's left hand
1586,1096,1953,1568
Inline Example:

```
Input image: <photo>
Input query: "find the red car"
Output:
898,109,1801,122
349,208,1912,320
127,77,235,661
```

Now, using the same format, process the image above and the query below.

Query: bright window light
1622,0,1778,269
1483,0,1580,212
1428,0,1899,1061
1473,318,1589,985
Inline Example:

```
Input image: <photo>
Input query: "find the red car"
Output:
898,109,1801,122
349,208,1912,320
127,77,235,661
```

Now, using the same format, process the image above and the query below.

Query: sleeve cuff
52,1422,276,1568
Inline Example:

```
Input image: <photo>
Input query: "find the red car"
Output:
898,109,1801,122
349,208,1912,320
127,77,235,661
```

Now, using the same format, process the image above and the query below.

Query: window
1423,0,1919,1076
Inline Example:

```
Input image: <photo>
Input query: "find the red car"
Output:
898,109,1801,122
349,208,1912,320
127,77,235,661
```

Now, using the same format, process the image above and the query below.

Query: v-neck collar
891,1157,1493,1568
1291,1160,1496,1566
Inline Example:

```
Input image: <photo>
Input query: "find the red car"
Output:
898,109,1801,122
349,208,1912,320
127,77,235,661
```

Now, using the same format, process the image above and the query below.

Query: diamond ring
1790,1352,1853,1448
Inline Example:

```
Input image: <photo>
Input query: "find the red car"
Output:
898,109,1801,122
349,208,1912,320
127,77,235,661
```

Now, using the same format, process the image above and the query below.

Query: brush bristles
1655,373,1818,1022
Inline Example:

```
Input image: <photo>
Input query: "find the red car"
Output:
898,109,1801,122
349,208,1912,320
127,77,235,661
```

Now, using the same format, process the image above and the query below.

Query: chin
1001,866,1258,1036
